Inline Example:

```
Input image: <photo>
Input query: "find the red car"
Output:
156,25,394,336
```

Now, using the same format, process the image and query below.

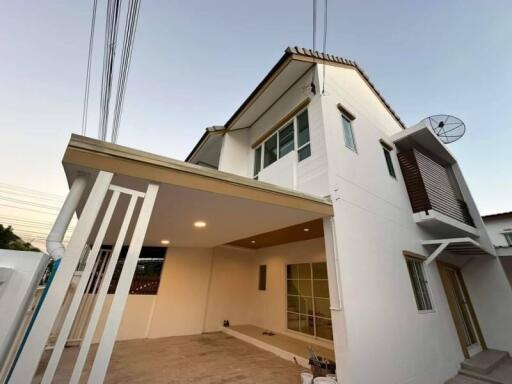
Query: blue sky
0,0,511,240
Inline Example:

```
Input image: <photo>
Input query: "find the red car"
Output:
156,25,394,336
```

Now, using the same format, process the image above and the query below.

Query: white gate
9,171,159,383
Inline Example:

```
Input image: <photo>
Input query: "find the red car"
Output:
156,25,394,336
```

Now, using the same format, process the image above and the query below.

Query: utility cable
111,0,141,143
81,0,98,136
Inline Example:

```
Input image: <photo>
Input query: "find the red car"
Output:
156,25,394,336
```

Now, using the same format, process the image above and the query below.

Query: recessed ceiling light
251,240,256,244
303,228,310,232
194,221,207,228
161,240,170,245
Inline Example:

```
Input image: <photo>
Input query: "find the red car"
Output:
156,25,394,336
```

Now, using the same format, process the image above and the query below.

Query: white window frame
503,231,512,246
341,113,357,153
253,108,310,178
285,262,333,341
405,257,435,313
381,144,396,178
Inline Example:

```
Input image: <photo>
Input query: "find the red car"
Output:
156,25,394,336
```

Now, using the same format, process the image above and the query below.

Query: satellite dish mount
422,115,466,144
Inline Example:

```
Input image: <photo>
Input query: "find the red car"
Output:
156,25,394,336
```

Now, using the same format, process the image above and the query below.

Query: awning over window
422,237,495,266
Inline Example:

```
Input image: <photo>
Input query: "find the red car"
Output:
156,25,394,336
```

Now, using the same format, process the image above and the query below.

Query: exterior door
438,262,486,358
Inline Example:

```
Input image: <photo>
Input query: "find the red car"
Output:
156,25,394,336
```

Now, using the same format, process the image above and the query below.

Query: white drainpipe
46,175,88,260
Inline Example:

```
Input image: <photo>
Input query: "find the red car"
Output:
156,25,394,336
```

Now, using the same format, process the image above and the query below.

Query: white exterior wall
319,64,465,384
0,250,48,367
219,69,330,197
484,215,512,248
96,239,330,349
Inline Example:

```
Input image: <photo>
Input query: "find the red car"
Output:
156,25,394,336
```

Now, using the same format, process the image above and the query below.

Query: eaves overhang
63,134,333,217
422,237,495,266
391,121,456,164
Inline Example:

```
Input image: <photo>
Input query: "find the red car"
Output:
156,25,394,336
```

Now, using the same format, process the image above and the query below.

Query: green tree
0,224,40,251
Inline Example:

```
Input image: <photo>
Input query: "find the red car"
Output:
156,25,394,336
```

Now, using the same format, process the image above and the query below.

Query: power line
0,203,61,215
111,0,141,143
81,0,99,136
98,0,122,141
0,196,61,211
0,183,65,200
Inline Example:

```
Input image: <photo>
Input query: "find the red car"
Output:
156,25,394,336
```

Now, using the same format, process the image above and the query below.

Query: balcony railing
398,149,474,228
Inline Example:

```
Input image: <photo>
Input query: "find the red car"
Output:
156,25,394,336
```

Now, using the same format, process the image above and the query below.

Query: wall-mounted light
161,240,170,245
303,228,310,232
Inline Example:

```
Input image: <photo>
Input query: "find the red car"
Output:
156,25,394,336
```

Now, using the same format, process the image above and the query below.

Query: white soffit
90,174,326,247
229,60,313,130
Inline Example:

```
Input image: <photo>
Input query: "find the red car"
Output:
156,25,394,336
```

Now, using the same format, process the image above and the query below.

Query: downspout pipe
46,175,88,260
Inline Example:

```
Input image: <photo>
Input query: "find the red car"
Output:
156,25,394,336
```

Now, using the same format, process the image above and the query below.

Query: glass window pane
298,144,311,161
300,315,315,335
299,279,312,297
263,133,278,167
406,258,433,311
297,110,310,147
287,312,300,331
342,115,356,151
383,147,396,177
315,317,333,340
314,298,331,318
312,262,328,279
279,123,294,158
287,279,299,295
504,233,512,246
287,295,300,313
287,264,299,279
254,147,261,176
313,280,329,298
298,263,311,279
300,296,314,316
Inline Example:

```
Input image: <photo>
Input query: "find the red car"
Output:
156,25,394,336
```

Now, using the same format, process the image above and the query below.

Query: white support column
70,194,139,384
9,171,113,384
41,191,121,384
323,217,342,310
88,183,159,383
322,216,352,384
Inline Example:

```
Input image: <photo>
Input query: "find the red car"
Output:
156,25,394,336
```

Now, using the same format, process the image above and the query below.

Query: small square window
342,115,357,152
405,257,433,311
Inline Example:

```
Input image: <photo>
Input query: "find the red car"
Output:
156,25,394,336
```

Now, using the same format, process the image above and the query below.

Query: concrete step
461,350,510,375
446,374,497,384
458,369,506,384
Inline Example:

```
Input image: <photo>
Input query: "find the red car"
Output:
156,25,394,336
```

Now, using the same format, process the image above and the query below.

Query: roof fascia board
64,135,333,216
290,53,406,130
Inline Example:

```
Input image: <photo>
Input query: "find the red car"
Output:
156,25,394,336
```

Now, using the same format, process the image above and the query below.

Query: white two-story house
7,47,512,384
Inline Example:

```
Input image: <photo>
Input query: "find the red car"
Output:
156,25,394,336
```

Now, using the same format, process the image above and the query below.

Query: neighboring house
483,211,512,285
7,47,512,384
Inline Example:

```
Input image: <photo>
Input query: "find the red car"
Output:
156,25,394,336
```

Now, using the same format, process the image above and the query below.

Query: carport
10,135,339,383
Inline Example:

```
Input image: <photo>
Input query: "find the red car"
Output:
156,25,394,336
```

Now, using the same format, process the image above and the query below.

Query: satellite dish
423,115,466,144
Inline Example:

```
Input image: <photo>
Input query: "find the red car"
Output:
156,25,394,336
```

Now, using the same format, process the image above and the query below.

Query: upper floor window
338,104,357,152
297,110,311,161
253,108,311,177
380,140,396,178
503,232,512,246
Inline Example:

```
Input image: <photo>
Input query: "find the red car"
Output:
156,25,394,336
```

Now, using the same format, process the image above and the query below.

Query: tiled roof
482,211,512,219
186,47,407,161
286,47,406,129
